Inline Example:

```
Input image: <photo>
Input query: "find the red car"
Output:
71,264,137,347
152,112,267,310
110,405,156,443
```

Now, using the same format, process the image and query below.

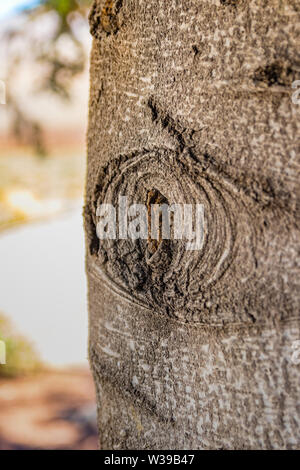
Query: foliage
3,0,93,156
0,313,42,378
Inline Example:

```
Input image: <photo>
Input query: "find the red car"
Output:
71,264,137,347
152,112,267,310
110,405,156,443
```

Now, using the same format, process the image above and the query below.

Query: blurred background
0,0,97,450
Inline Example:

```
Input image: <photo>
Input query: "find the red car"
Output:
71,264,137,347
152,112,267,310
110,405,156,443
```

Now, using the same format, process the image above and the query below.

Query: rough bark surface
85,0,300,449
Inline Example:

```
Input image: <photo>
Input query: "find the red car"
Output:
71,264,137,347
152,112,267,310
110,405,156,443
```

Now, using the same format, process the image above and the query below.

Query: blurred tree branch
3,0,92,156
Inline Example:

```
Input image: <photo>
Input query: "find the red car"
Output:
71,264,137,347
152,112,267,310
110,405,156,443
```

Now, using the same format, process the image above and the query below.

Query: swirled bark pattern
89,148,258,324
85,0,300,449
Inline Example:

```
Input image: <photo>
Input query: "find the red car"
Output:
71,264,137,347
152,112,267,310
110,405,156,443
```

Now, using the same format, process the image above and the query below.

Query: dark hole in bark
192,45,199,56
146,189,169,255
220,0,239,5
100,0,123,35
253,61,293,88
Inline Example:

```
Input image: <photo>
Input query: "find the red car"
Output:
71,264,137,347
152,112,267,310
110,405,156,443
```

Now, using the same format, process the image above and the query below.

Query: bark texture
85,0,300,449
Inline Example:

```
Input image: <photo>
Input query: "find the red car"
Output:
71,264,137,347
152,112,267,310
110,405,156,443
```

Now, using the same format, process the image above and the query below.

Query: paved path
0,208,89,366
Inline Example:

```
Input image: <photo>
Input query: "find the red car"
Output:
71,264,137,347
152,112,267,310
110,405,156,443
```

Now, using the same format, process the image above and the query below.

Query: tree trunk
85,0,300,449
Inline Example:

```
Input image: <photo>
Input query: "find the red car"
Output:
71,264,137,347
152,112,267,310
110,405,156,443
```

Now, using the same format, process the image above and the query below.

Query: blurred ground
0,369,98,450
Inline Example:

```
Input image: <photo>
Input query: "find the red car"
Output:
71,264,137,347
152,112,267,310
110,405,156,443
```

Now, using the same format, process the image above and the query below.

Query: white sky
0,0,39,20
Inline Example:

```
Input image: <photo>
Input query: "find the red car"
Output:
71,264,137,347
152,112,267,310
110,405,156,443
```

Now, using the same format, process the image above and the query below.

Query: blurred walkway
0,369,98,450
0,207,89,366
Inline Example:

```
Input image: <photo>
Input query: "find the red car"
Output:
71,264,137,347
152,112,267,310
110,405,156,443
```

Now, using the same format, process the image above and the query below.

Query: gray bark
85,0,300,449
